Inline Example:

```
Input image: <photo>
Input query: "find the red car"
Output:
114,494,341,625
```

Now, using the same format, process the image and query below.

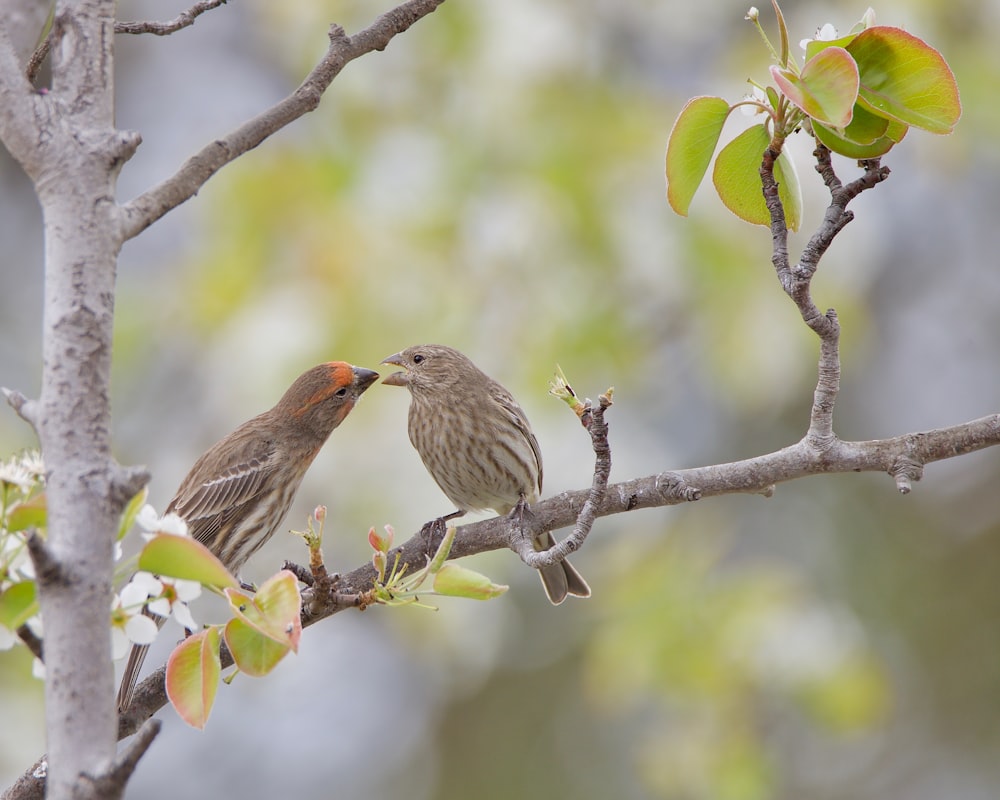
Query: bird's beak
380,353,409,387
353,367,381,392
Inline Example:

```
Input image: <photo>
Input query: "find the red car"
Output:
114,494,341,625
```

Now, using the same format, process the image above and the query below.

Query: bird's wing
488,382,543,495
166,437,279,547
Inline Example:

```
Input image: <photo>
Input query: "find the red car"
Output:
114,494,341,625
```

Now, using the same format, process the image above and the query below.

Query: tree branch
0,23,45,170
516,390,617,569
25,1,230,84
115,0,228,36
760,139,892,450
101,410,1000,748
119,0,447,242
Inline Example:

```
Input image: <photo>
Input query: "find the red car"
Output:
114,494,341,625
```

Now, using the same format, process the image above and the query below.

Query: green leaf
847,26,961,134
6,494,46,532
836,102,890,145
138,534,238,589
117,487,148,542
166,627,221,729
0,581,38,629
223,570,301,650
432,563,509,600
770,47,859,128
804,32,861,63
712,124,802,232
770,0,789,68
813,119,897,159
666,96,731,216
224,616,291,677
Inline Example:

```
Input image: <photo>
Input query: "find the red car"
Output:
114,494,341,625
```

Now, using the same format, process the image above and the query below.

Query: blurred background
3,0,1000,797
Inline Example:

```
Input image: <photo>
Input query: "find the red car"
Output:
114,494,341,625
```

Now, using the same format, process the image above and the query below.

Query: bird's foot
419,510,465,558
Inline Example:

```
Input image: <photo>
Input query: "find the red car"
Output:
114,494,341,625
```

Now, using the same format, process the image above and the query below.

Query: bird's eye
335,387,348,398
412,353,425,364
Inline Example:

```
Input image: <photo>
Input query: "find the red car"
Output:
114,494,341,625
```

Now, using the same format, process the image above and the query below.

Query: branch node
328,23,349,46
889,456,923,494
3,387,40,431
111,463,151,511
655,472,700,502
79,719,161,799
25,531,65,588
16,624,44,662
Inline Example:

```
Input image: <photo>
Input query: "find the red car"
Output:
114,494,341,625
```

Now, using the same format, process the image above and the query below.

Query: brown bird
116,361,379,712
381,344,590,604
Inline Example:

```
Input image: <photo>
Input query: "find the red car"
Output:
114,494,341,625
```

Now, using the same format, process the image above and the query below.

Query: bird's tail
116,611,164,713
535,530,591,605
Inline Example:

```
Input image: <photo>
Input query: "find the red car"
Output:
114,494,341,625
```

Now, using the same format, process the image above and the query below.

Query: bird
381,344,590,604
116,361,379,712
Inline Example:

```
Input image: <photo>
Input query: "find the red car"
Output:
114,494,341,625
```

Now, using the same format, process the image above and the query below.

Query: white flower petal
126,614,160,645
173,579,202,602
111,627,130,660
135,504,161,532
171,602,198,632
32,657,45,680
158,513,189,537
0,625,17,651
131,572,163,595
147,597,171,618
120,581,153,608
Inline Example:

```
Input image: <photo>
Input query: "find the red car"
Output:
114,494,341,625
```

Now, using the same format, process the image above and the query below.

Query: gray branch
115,0,228,35
119,0,447,241
102,410,1000,748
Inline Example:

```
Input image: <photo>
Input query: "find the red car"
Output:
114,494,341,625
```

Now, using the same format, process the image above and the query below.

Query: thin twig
16,625,43,662
25,0,228,84
515,391,617,569
760,139,891,447
119,0,447,241
115,0,228,36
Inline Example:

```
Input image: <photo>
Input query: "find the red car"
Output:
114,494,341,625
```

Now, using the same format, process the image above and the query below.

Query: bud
745,7,759,21
313,505,327,524
368,524,393,554
433,563,508,600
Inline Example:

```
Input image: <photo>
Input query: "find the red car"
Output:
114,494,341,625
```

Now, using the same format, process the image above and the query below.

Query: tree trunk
9,1,137,797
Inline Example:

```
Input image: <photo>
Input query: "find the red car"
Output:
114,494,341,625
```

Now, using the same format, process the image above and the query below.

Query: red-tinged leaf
224,570,301,651
224,616,291,677
166,627,221,729
368,526,391,554
138,534,238,589
666,96,732,216
0,581,38,629
712,124,802,232
848,26,961,134
770,47,858,128
6,494,46,533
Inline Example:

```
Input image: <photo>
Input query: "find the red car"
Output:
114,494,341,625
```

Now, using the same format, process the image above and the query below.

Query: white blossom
135,504,188,538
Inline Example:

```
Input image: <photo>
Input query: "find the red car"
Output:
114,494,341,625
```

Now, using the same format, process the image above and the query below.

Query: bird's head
280,362,379,435
381,344,476,393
